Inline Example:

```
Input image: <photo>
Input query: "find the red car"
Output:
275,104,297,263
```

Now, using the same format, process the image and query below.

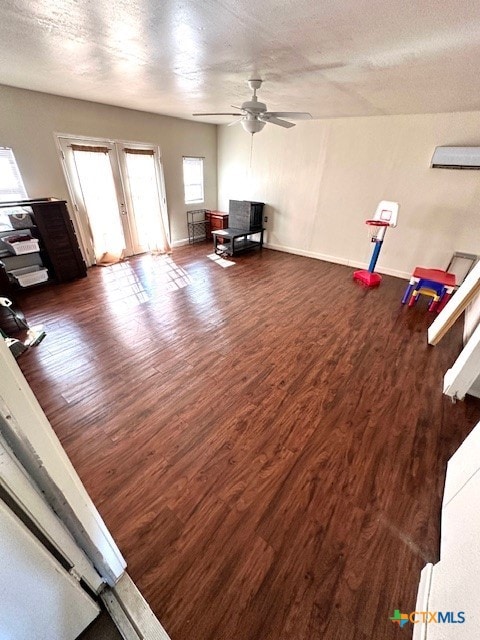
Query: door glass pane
72,150,125,263
124,152,168,253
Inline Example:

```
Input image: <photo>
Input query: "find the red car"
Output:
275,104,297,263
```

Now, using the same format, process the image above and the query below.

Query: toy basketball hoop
353,201,400,288
366,219,389,243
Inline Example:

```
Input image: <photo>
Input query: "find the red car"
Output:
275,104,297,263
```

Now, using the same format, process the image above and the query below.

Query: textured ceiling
2,0,480,123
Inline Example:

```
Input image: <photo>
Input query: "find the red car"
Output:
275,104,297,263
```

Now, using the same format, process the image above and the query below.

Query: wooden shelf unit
0,198,87,291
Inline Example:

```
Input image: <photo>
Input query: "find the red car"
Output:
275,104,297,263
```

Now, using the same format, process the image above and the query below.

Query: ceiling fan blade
228,119,243,127
192,112,243,116
230,105,244,110
261,116,295,129
264,112,312,120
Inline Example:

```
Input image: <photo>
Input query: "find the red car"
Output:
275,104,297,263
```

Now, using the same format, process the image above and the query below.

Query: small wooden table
212,227,264,256
205,210,228,241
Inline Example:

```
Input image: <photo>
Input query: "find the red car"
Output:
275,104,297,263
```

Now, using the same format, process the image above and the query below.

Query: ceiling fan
192,79,312,134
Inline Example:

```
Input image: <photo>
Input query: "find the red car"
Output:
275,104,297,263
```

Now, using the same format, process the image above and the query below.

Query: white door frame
55,133,169,266
0,338,126,586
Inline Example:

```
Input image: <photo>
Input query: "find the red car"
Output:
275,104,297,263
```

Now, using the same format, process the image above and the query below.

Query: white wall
218,112,480,278
0,84,217,244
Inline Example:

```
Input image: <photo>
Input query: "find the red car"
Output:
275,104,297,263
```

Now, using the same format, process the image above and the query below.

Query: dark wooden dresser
31,199,87,282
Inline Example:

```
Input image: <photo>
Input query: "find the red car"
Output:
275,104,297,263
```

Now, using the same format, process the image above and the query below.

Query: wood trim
123,148,155,155
428,261,480,345
102,573,171,640
70,144,111,153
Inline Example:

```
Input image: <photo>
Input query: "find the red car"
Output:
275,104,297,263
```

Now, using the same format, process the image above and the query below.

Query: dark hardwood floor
15,245,480,640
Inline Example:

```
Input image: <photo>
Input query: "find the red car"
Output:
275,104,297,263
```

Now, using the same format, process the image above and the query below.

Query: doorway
58,137,171,266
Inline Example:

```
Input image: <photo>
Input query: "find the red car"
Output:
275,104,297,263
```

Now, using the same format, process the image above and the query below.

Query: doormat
207,253,235,268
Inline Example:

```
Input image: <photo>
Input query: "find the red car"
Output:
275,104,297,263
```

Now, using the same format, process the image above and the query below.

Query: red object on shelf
353,270,382,287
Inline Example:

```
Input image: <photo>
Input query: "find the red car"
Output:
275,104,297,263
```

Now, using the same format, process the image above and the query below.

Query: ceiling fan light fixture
241,119,266,134
192,79,311,134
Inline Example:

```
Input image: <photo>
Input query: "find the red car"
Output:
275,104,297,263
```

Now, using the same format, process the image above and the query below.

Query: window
0,147,28,202
183,156,204,204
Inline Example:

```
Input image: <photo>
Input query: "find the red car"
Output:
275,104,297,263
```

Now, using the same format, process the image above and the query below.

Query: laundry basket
9,265,48,287
3,235,40,255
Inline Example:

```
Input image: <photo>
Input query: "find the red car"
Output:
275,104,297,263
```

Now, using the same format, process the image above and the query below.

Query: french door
58,137,170,265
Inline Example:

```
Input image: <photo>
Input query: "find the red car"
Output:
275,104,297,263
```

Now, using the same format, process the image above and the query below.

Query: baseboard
172,236,411,280
172,238,190,248
264,242,410,280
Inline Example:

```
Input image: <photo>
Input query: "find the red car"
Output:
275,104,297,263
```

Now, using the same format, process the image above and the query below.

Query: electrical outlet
264,216,268,223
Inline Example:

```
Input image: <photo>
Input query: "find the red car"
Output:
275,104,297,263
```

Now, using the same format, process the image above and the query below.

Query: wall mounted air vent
431,147,480,170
